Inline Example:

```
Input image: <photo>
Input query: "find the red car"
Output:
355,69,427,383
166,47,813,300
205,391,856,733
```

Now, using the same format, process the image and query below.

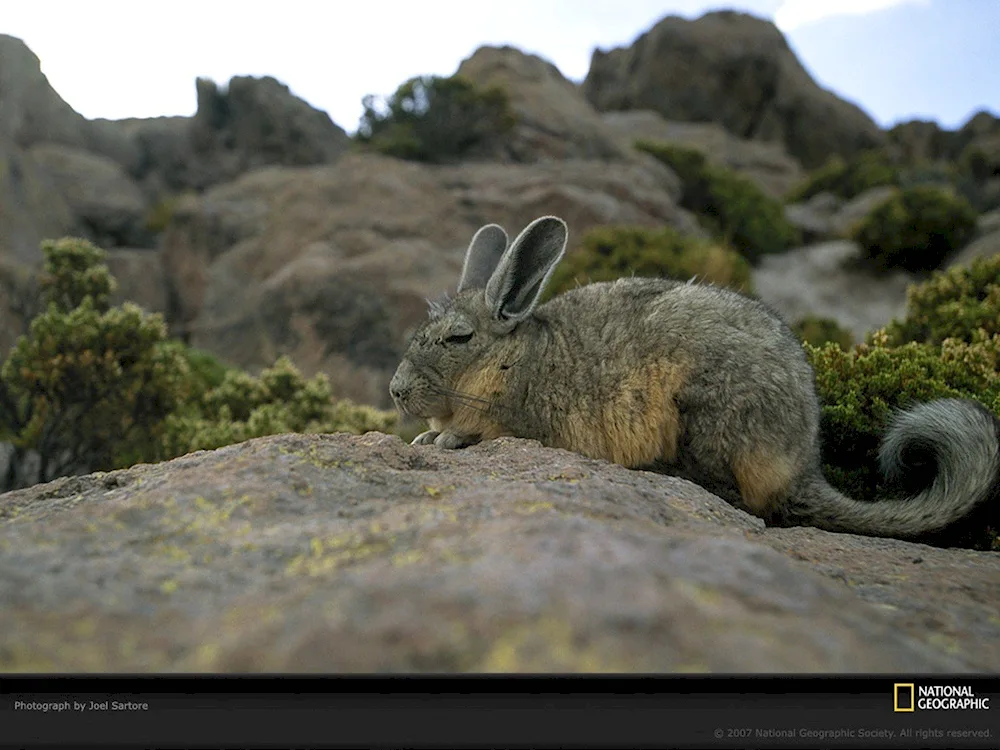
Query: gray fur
458,224,508,293
485,216,567,322
389,216,1000,541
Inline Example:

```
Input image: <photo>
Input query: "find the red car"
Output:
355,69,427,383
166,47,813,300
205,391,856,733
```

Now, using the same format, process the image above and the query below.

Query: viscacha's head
389,216,568,420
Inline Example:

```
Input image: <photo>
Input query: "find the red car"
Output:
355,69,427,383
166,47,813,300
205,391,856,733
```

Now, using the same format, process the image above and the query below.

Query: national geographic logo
894,683,991,712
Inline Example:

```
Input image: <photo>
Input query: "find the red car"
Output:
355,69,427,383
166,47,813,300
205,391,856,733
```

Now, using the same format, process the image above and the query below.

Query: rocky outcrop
161,153,700,405
752,240,913,340
784,186,898,242
600,109,804,197
455,46,625,162
27,144,151,248
1,432,995,672
582,11,886,168
0,35,91,150
188,76,351,184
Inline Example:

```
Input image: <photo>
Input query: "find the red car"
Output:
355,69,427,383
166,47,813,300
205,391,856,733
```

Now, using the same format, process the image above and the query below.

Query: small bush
0,238,191,488
0,238,401,492
636,141,800,262
791,315,855,350
807,332,1000,549
356,75,515,163
543,225,753,301
144,193,195,234
161,355,397,456
786,149,901,203
851,185,978,272
881,255,1000,346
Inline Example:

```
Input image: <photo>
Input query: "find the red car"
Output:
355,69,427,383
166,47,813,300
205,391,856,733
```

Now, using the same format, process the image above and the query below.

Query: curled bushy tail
790,399,1000,539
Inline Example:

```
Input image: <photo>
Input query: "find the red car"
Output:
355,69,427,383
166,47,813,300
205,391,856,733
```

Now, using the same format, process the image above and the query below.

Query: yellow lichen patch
926,632,961,655
391,549,425,567
179,494,253,537
478,616,628,672
153,543,193,564
160,579,179,594
417,502,461,525
286,531,397,577
510,500,555,516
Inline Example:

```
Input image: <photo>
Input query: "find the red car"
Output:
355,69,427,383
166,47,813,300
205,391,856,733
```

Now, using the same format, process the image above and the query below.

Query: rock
752,240,913,341
828,185,898,236
0,35,90,149
0,432,994,671
90,116,196,197
888,119,951,163
455,46,625,162
106,249,168,315
190,76,350,184
600,110,804,198
0,142,76,264
784,193,842,243
27,144,152,248
784,187,897,243
161,153,700,405
946,229,1000,270
582,11,886,168
978,209,1000,237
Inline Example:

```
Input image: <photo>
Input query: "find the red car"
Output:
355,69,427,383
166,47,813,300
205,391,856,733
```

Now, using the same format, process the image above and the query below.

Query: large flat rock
1,432,995,672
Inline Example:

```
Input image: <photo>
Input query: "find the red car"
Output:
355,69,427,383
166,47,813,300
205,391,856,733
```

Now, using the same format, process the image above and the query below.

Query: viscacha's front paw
411,430,440,445
433,431,480,450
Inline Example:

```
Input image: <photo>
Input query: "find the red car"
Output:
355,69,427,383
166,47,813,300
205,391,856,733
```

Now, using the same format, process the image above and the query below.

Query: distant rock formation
582,11,886,168
455,45,625,162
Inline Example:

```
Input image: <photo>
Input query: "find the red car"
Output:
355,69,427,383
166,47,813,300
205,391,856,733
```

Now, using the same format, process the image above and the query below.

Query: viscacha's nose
389,371,410,402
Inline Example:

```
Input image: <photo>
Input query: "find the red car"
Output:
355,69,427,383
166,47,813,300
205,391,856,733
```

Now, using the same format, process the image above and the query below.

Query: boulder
455,46,625,162
27,144,152,248
582,11,886,168
0,432,995,671
0,34,90,149
946,229,1000,270
600,110,804,198
0,142,76,264
752,240,913,341
189,76,351,184
784,186,897,242
106,248,168,315
161,153,700,405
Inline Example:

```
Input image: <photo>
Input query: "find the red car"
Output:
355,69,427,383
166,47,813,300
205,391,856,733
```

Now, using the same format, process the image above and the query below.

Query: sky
1,0,997,135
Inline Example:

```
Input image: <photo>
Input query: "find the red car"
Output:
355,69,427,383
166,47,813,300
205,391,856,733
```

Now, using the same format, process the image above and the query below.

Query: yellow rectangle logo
894,683,915,712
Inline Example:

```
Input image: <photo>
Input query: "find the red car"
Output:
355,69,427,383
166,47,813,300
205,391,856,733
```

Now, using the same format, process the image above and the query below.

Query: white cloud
774,0,929,31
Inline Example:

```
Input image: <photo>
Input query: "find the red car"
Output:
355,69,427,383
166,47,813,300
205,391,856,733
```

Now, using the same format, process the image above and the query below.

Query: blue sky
1,0,996,134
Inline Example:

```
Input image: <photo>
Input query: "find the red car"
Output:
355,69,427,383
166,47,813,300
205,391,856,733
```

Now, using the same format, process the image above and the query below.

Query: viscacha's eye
445,332,473,344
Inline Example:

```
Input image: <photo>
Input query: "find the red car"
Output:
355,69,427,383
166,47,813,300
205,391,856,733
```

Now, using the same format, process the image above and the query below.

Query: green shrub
161,355,397,456
0,238,401,492
807,332,1000,549
881,255,1000,346
791,316,855,350
786,149,901,203
543,225,753,301
356,75,515,163
636,141,800,262
0,238,191,489
851,185,978,272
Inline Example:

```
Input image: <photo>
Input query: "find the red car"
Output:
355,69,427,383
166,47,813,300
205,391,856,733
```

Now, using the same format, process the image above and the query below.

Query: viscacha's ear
484,216,567,322
458,224,508,293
